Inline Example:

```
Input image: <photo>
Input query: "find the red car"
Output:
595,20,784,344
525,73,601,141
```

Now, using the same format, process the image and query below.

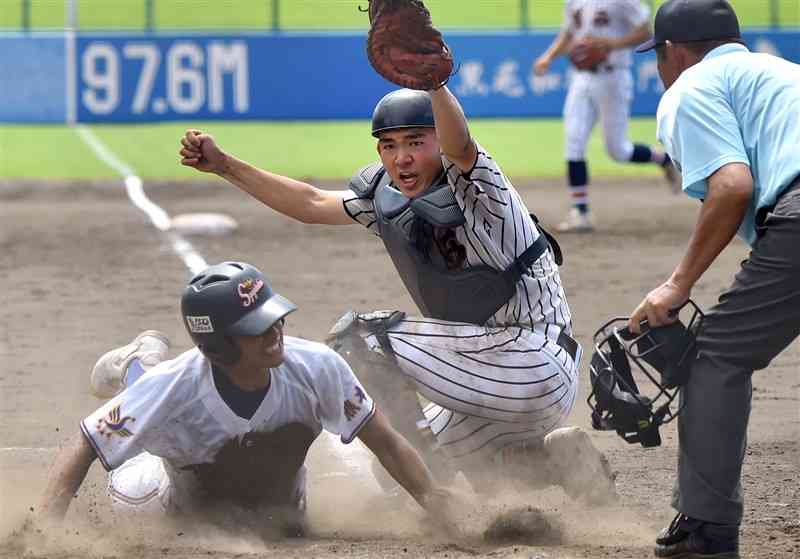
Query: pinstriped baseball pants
381,317,581,464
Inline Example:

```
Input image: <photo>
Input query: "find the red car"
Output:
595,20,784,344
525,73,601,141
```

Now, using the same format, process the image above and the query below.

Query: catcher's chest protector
371,169,520,324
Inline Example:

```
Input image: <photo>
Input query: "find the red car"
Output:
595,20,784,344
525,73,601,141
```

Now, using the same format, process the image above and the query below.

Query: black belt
556,330,579,361
786,174,800,194
755,174,800,229
587,64,616,73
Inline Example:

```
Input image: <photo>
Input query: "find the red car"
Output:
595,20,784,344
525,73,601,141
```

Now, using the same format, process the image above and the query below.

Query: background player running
178,84,616,503
534,0,680,233
38,262,458,537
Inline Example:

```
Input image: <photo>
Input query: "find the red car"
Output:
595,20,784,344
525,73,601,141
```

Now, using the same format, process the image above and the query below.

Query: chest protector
350,164,562,325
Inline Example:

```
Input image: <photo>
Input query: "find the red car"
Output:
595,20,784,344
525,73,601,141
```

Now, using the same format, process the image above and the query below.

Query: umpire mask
587,300,704,447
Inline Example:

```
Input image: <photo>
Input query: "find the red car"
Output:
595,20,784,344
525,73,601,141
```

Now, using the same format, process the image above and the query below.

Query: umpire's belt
556,329,579,361
754,173,800,233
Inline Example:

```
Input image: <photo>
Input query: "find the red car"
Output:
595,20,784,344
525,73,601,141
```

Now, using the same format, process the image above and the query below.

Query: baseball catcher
177,2,617,509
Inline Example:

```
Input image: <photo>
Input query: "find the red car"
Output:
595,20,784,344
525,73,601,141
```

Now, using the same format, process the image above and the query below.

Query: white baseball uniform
343,143,580,465
563,0,651,162
81,337,374,513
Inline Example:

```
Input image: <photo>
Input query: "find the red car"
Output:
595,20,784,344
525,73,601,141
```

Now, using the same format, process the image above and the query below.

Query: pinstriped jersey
343,143,573,332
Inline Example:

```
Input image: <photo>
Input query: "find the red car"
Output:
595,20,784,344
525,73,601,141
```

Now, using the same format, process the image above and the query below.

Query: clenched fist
179,129,227,174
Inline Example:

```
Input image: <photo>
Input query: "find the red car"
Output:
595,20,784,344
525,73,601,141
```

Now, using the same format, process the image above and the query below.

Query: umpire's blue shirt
656,43,800,245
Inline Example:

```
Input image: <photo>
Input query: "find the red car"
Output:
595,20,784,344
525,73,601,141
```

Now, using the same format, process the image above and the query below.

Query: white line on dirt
74,125,208,274
2,127,365,477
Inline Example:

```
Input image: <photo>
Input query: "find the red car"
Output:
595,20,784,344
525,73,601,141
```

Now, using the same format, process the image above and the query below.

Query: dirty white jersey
343,142,573,332
563,0,650,68
81,337,375,472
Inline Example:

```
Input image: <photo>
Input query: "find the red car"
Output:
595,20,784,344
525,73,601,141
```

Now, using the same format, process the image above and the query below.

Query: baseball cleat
90,330,170,398
555,208,594,233
543,426,618,506
654,513,740,558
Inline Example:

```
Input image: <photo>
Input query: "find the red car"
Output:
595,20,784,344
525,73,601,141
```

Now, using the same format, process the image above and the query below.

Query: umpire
629,0,800,557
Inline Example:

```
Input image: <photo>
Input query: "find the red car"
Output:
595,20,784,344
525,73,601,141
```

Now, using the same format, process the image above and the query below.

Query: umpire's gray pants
673,181,800,525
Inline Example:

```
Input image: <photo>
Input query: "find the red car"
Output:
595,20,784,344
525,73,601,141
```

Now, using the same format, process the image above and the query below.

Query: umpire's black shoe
654,513,740,558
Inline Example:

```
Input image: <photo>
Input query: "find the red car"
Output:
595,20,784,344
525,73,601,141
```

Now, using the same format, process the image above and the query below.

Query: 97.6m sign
77,37,250,122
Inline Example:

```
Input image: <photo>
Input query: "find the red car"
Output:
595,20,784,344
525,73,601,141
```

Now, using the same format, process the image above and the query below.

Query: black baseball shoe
654,513,740,558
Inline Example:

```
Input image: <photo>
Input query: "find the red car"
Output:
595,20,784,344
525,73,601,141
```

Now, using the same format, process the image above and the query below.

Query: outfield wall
2,30,799,123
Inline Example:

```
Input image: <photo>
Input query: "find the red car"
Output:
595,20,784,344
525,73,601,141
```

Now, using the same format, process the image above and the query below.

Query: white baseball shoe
90,330,170,399
555,208,594,233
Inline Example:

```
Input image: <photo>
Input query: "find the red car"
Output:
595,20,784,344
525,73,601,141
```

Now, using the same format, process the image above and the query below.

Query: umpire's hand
180,129,227,174
628,280,689,334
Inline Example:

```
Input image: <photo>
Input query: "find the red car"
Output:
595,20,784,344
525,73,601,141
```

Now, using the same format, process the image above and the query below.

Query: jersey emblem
238,277,265,307
96,404,136,438
344,399,361,421
593,10,610,26
345,386,367,420
354,385,367,404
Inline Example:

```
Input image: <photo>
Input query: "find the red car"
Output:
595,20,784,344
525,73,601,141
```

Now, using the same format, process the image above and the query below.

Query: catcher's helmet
371,89,435,137
587,301,704,447
181,262,297,364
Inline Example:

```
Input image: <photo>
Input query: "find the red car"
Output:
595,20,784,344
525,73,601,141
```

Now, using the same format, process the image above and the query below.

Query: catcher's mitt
569,38,610,71
364,0,454,90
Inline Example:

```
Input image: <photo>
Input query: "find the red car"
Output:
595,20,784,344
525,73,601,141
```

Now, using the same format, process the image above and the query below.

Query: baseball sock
125,358,147,387
567,160,589,214
630,144,667,165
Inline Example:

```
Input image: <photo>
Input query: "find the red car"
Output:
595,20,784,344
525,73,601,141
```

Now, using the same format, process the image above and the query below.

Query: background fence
2,0,798,31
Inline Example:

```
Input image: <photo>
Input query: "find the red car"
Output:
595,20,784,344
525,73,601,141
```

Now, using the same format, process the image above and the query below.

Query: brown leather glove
365,0,454,90
569,38,610,71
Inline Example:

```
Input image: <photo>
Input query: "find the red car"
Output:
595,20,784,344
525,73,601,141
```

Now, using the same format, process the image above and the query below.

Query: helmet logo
186,315,214,333
238,278,264,307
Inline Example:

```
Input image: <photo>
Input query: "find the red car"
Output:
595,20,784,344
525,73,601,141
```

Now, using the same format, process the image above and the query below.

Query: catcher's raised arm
364,0,454,91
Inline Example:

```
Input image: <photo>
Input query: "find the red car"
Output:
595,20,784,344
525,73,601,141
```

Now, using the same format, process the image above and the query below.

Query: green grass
0,118,668,180
1,0,797,30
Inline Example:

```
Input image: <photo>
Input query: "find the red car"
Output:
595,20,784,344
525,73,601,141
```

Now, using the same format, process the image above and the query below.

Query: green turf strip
0,118,670,181
1,0,797,30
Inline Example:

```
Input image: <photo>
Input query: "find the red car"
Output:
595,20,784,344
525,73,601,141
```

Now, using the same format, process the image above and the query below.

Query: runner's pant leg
674,188,800,525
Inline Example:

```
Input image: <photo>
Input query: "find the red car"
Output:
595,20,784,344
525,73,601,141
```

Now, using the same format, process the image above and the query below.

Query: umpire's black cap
636,0,741,53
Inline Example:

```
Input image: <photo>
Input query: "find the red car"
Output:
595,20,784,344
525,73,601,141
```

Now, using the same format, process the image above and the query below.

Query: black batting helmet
587,300,704,447
181,262,297,364
371,89,435,137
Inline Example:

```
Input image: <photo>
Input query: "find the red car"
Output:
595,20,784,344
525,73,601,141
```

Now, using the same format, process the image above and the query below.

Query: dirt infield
1,178,797,559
